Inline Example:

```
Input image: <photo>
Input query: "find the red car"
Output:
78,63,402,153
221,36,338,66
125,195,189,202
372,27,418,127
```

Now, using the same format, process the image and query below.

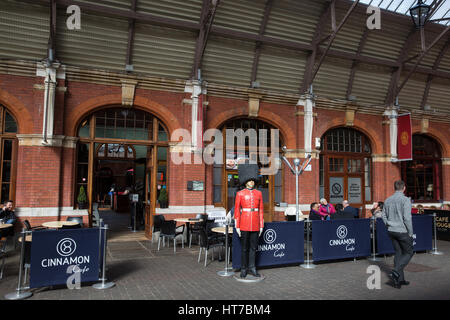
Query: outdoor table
0,224,13,239
42,221,79,229
174,218,202,244
212,225,234,277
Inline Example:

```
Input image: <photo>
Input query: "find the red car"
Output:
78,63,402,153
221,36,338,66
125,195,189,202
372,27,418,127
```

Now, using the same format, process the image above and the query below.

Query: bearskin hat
238,163,259,186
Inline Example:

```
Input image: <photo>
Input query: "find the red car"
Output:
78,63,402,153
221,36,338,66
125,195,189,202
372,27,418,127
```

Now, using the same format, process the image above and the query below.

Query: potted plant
158,187,168,208
77,185,87,209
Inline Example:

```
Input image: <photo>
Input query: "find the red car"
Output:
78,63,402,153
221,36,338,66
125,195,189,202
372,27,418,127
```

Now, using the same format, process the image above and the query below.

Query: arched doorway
0,105,17,204
214,118,283,222
76,107,169,236
402,134,442,202
319,127,372,211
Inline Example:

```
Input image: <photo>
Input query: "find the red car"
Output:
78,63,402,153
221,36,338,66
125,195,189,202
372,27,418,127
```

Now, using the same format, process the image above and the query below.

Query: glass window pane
158,124,168,142
4,111,17,133
1,183,10,204
77,143,89,163
3,140,12,161
2,161,11,182
214,186,222,203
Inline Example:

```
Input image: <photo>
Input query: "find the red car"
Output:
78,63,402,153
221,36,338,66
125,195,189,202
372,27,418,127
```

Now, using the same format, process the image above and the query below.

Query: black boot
240,269,247,278
388,270,401,289
249,267,261,277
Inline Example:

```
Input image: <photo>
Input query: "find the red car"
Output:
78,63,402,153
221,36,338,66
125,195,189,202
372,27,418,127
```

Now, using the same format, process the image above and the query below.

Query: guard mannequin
234,164,264,278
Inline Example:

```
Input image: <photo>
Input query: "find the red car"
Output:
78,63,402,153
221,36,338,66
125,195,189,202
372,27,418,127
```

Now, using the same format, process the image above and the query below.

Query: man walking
382,180,414,289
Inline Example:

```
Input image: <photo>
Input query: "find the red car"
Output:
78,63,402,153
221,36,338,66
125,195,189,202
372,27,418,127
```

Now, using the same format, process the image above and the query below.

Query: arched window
0,106,18,204
402,134,442,202
320,128,372,207
75,107,169,227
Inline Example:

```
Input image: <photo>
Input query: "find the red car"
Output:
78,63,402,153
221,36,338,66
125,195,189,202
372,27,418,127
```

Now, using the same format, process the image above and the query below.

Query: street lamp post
280,147,312,221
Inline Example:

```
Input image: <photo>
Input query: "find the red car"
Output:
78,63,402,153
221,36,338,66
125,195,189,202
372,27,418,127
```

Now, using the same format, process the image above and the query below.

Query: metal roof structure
1,0,450,118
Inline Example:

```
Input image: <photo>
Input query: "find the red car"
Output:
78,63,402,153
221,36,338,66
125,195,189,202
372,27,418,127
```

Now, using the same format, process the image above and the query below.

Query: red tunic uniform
234,188,264,232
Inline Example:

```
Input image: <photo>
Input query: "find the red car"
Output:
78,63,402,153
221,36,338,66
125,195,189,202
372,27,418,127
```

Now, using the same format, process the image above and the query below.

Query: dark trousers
240,231,259,271
388,231,414,281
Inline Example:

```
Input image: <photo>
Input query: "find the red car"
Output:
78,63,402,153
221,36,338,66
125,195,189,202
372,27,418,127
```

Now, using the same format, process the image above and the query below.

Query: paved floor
1,232,449,300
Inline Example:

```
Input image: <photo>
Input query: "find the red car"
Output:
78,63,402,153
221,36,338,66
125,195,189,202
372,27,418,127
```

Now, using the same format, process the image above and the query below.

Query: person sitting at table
0,200,16,225
342,200,359,218
331,202,355,220
309,202,325,220
371,201,384,218
319,198,335,219
334,203,344,214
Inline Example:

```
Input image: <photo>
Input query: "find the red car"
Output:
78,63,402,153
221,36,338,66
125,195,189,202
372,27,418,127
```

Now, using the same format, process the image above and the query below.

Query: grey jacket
381,191,413,237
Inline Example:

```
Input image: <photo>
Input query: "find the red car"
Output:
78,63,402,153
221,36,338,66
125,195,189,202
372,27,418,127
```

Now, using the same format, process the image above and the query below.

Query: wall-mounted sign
329,177,344,204
348,177,362,203
187,181,204,191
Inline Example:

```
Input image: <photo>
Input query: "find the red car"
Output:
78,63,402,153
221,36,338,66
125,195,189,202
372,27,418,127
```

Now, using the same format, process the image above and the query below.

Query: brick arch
207,108,296,149
315,118,381,155
0,88,33,134
411,129,449,158
66,94,181,137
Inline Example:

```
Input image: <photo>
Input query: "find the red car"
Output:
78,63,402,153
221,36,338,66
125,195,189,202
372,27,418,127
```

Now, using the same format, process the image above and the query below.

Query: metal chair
66,216,84,228
23,220,45,231
152,214,165,244
189,214,207,248
0,226,14,279
198,226,225,267
157,220,185,254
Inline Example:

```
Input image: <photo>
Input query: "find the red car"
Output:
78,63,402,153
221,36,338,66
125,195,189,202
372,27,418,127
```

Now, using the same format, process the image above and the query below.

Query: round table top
0,223,12,229
173,218,202,223
42,221,79,228
211,226,233,234
18,235,32,242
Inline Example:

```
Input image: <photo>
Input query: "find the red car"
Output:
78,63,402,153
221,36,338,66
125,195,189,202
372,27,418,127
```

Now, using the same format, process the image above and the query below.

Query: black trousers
388,231,414,282
240,231,259,270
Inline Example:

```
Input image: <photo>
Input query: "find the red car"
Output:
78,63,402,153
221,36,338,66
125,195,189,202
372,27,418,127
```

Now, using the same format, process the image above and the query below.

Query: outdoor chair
23,220,45,231
152,214,165,244
0,226,14,279
157,220,185,254
198,227,225,267
189,214,207,248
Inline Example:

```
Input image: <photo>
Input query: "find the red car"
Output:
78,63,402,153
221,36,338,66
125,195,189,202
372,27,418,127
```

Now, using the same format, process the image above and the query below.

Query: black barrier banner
375,215,433,254
311,219,371,261
30,228,100,289
232,221,304,269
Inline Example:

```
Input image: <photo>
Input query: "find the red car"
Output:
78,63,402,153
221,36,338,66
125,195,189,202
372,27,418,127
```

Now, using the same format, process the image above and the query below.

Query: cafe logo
330,225,355,252
264,229,277,244
337,225,348,239
57,238,77,257
259,229,285,259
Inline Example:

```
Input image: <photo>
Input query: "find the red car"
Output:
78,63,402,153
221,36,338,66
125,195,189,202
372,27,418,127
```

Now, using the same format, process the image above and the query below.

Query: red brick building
0,0,449,238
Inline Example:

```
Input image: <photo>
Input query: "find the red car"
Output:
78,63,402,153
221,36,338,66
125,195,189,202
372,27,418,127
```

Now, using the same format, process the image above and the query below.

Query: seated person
0,200,16,237
342,200,359,218
334,203,344,214
309,202,328,221
0,200,16,225
319,198,336,219
371,201,384,218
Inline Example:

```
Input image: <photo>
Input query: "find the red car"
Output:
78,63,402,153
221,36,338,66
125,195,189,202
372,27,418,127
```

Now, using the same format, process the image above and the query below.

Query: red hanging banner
397,113,412,161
